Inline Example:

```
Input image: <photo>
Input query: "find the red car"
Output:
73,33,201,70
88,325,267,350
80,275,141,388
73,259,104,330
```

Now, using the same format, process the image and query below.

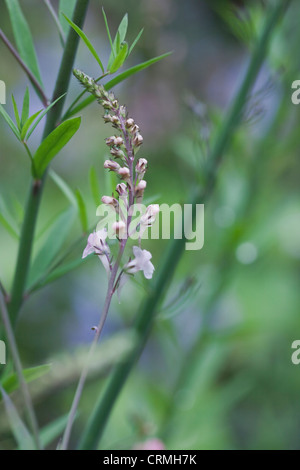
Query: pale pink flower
82,229,110,275
125,246,154,279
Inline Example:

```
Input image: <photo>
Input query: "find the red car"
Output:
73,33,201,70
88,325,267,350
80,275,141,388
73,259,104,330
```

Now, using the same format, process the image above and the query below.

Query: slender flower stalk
79,0,291,450
61,71,159,449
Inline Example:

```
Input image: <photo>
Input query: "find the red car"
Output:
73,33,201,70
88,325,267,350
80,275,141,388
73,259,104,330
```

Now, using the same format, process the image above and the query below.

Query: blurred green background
1,0,300,450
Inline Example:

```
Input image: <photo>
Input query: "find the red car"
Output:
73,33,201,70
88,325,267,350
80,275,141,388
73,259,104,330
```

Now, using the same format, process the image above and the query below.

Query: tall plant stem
79,0,291,450
0,293,42,449
8,0,90,325
60,243,126,450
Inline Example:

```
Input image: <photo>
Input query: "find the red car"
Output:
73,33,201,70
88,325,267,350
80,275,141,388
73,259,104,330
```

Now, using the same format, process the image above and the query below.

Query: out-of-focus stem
8,0,90,325
78,0,292,450
0,293,42,450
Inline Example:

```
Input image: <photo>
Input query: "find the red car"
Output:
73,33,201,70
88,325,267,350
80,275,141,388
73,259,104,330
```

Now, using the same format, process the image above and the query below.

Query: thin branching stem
0,29,49,108
0,292,42,450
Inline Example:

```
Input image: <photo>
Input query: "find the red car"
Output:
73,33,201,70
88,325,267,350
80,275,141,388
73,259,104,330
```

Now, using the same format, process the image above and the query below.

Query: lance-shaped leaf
0,104,20,139
107,13,128,71
59,0,76,37
109,42,129,74
33,117,81,178
21,87,30,127
75,188,88,233
26,207,76,289
62,14,104,73
2,364,52,395
4,0,43,86
0,386,36,450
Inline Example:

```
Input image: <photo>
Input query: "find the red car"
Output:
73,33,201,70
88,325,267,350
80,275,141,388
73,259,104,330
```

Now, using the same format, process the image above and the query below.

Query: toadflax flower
125,246,154,279
82,229,111,275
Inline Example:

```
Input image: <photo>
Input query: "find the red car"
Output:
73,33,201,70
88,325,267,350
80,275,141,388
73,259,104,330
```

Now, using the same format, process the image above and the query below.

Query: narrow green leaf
59,0,76,36
20,109,42,141
27,207,76,289
62,14,104,73
49,169,77,207
40,414,73,449
21,87,30,127
2,365,52,395
0,104,20,139
109,42,128,74
0,386,35,450
107,13,128,71
128,28,144,56
67,53,171,117
89,166,101,206
26,93,66,141
32,257,86,291
117,13,128,43
75,189,88,233
11,95,21,130
33,117,81,178
102,8,114,57
4,0,43,86
0,196,20,239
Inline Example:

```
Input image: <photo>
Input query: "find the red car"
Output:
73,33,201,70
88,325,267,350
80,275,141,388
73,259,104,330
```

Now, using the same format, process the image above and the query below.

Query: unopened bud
119,105,126,117
112,99,119,109
103,114,113,123
110,148,125,159
133,133,143,147
135,180,147,201
111,115,120,126
131,124,140,134
136,158,148,175
116,183,128,197
114,136,123,146
104,160,120,171
105,136,116,147
112,220,126,238
118,167,131,181
141,204,159,225
125,118,134,129
101,195,118,207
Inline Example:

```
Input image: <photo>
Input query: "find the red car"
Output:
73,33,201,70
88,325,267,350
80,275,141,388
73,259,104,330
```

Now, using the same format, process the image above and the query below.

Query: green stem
8,0,90,324
78,0,291,450
0,293,42,449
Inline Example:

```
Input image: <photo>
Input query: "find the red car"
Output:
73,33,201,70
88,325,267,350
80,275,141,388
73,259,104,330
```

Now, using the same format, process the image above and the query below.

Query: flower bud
104,160,120,171
125,118,134,129
133,133,143,147
101,195,118,207
114,136,123,146
141,204,159,225
118,167,130,181
111,115,120,126
116,183,128,198
119,105,126,117
110,148,125,159
135,179,147,201
131,124,140,134
136,158,148,175
101,99,113,110
112,99,119,109
105,136,116,147
112,220,126,238
103,114,113,123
